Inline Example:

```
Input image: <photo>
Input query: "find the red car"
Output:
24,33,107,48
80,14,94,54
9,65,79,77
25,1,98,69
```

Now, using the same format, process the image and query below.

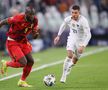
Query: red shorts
6,40,32,61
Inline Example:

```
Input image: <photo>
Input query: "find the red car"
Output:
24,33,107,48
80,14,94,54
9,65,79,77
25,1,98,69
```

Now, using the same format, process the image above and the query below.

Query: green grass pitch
0,46,108,90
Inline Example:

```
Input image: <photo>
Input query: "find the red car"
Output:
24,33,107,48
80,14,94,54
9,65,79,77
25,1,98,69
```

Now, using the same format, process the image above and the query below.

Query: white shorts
66,37,82,59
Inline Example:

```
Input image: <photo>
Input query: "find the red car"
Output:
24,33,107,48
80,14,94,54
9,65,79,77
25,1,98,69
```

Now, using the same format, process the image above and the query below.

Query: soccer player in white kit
54,5,91,83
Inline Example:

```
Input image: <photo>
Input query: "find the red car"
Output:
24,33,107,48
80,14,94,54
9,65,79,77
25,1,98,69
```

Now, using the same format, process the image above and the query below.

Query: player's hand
32,27,40,39
54,36,60,45
77,46,85,54
33,32,39,39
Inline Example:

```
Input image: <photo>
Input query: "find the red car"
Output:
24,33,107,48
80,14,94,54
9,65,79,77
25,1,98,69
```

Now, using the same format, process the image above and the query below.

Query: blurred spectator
9,8,20,16
100,0,108,12
90,4,99,29
36,12,48,30
0,0,108,52
38,1,47,14
43,0,57,6
66,0,75,7
30,39,44,52
58,2,68,13
80,1,91,26
100,11,108,28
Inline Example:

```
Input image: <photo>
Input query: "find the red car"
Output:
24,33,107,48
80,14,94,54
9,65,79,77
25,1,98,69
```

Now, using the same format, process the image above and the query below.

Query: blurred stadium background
0,0,108,90
0,0,108,54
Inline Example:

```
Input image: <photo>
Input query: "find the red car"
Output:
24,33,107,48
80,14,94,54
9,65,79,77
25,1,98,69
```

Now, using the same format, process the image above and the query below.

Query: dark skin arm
0,19,8,28
32,27,40,39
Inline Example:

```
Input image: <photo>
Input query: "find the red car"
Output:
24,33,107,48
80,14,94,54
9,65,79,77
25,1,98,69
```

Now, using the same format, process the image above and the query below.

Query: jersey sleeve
57,17,69,36
81,18,91,47
7,16,17,24
57,21,67,36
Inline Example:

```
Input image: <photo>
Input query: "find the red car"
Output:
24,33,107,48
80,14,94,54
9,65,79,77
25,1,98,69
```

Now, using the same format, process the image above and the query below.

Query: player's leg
1,54,27,75
60,50,80,83
18,42,34,87
73,42,84,64
60,37,76,83
6,44,27,68
1,57,27,75
63,45,83,80
21,52,34,81
1,41,27,75
61,45,83,79
60,50,74,83
73,45,83,64
6,57,27,68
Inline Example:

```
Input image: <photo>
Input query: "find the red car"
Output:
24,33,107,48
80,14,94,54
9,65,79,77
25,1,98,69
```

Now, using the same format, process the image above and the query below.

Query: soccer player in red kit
0,7,39,87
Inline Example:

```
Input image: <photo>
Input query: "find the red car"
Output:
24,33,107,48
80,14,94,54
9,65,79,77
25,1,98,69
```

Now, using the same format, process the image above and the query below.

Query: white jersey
58,15,91,47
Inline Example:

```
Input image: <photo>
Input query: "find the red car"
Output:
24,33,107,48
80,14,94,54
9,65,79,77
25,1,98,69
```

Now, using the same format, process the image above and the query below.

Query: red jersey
7,13,38,43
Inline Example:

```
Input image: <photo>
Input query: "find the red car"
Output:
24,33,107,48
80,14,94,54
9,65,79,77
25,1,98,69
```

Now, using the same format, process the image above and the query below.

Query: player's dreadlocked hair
25,7,35,15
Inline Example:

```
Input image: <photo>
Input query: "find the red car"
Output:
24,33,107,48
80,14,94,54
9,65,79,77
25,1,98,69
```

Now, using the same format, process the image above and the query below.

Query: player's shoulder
64,15,72,23
79,15,90,27
80,15,88,22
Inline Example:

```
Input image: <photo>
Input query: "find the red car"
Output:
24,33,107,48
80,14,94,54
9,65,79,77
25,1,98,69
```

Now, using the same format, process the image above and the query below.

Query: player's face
71,9,80,20
25,13,34,22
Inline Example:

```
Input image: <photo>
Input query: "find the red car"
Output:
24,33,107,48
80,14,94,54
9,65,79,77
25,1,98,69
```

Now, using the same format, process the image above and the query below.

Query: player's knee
67,50,74,59
18,57,27,67
27,59,34,66
68,55,72,59
30,59,34,65
20,61,27,67
67,54,73,59
77,49,83,54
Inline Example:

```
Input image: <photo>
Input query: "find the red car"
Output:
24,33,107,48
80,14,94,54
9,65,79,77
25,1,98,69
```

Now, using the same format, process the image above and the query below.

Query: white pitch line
0,47,108,81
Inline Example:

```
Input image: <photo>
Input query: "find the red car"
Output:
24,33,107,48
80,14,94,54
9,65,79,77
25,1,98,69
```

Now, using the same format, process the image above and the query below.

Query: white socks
63,57,74,75
60,57,74,83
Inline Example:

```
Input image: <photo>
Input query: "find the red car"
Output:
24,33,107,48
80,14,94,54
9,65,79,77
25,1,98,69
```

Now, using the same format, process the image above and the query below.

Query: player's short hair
25,7,35,15
72,5,80,11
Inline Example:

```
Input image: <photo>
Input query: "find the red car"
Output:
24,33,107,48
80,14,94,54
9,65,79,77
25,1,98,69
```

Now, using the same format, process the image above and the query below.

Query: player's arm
32,26,40,39
0,19,8,28
57,21,67,37
81,19,91,47
78,19,91,54
0,15,17,28
54,21,67,45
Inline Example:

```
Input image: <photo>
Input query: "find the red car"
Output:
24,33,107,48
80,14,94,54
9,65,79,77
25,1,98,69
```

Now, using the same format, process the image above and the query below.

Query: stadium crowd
0,0,108,53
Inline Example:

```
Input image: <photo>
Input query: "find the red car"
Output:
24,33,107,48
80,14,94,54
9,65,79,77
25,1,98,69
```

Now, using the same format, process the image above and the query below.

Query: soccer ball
43,74,56,86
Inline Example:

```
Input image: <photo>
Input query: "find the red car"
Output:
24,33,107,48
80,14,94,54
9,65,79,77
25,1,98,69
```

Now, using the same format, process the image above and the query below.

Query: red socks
21,65,32,81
